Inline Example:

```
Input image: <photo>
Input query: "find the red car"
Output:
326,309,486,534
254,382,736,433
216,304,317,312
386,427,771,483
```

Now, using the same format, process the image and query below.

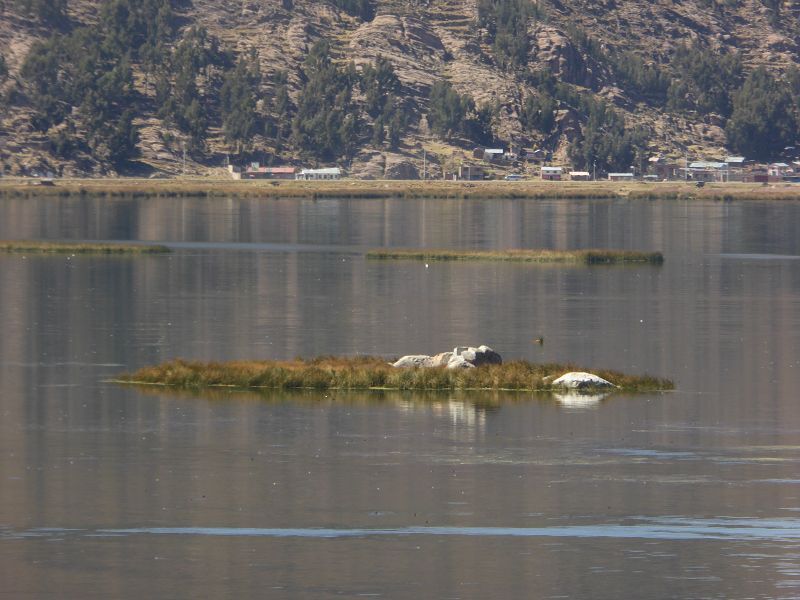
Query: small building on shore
769,163,794,179
484,149,505,162
648,156,680,180
228,164,297,180
458,164,485,181
296,168,342,181
683,161,728,182
608,172,635,181
744,168,769,183
569,171,591,181
541,166,563,181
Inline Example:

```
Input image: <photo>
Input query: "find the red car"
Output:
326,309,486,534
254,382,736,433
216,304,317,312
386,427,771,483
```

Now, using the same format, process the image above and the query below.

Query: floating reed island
0,241,171,254
366,248,664,265
115,356,673,394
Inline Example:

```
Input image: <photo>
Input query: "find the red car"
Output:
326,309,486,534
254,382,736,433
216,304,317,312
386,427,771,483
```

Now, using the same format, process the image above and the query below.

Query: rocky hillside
1,0,799,178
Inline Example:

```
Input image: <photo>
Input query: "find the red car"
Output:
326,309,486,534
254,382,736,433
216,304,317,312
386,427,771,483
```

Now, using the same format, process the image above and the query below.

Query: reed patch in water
0,241,171,254
116,357,674,394
367,248,664,265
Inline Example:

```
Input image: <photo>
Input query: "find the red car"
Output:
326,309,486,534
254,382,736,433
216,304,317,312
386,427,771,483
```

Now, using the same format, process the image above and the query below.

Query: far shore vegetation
116,357,674,394
367,248,664,264
1,178,800,202
0,241,171,254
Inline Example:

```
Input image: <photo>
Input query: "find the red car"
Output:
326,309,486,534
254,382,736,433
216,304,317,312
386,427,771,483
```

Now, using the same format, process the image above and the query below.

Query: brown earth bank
1,178,800,201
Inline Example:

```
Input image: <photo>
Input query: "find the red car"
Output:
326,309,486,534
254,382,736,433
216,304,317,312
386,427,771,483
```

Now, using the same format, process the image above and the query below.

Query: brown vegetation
1,179,799,202
367,248,664,264
116,357,674,393
0,241,171,254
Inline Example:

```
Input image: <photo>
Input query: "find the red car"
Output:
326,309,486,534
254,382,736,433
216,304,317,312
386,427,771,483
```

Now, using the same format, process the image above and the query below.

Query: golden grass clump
367,248,664,265
116,357,674,394
0,241,171,254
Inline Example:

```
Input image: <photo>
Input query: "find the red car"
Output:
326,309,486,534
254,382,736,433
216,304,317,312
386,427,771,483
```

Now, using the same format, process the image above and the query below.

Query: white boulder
551,372,616,389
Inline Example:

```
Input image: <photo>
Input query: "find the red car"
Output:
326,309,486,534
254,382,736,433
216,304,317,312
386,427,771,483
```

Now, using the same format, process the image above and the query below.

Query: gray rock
392,355,431,368
425,352,454,367
551,372,616,390
392,345,501,369
453,345,502,367
447,355,476,369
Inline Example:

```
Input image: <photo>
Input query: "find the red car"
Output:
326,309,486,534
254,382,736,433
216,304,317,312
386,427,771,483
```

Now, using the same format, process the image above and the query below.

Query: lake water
1,195,800,599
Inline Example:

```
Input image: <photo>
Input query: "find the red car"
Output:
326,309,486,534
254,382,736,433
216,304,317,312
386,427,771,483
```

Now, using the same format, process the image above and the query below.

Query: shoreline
1,178,800,201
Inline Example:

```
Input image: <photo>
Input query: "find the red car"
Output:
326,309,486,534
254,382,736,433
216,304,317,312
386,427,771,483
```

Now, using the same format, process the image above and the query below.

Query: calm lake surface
1,195,800,599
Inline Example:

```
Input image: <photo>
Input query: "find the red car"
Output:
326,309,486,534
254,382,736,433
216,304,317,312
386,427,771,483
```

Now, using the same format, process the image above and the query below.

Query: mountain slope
1,0,799,177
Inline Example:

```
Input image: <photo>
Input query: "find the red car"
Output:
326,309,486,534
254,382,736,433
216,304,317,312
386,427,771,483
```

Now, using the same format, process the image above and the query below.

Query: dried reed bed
0,241,171,254
367,248,664,264
116,357,674,393
2,178,799,201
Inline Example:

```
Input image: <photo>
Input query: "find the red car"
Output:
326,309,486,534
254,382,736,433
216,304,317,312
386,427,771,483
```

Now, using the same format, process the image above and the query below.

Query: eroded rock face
551,372,616,389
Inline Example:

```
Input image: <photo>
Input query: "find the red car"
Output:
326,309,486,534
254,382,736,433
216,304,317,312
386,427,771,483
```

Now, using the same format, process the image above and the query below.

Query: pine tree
291,40,360,160
726,68,799,160
220,52,262,152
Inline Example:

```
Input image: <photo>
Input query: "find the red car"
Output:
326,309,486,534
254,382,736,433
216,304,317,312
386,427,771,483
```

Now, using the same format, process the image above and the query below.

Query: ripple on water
3,517,800,542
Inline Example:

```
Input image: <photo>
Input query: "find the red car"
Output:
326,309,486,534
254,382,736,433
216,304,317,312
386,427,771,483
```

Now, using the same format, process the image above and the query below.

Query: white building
296,168,342,181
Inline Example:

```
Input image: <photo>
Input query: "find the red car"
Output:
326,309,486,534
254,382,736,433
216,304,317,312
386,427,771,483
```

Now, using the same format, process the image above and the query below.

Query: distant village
231,146,800,184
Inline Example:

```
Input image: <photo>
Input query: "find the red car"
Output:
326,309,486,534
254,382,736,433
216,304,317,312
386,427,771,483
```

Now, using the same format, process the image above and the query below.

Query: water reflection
2,196,800,599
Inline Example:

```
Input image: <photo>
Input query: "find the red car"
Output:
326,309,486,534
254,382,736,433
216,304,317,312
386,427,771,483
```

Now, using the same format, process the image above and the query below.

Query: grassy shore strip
367,248,664,264
0,241,171,254
116,357,674,393
1,178,800,201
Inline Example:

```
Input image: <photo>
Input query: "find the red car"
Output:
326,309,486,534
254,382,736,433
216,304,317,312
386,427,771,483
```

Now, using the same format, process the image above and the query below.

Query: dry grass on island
0,241,171,254
367,248,664,265
116,357,674,394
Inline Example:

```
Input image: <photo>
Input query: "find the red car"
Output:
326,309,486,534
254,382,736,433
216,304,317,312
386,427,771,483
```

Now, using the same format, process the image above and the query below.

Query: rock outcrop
392,345,502,370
